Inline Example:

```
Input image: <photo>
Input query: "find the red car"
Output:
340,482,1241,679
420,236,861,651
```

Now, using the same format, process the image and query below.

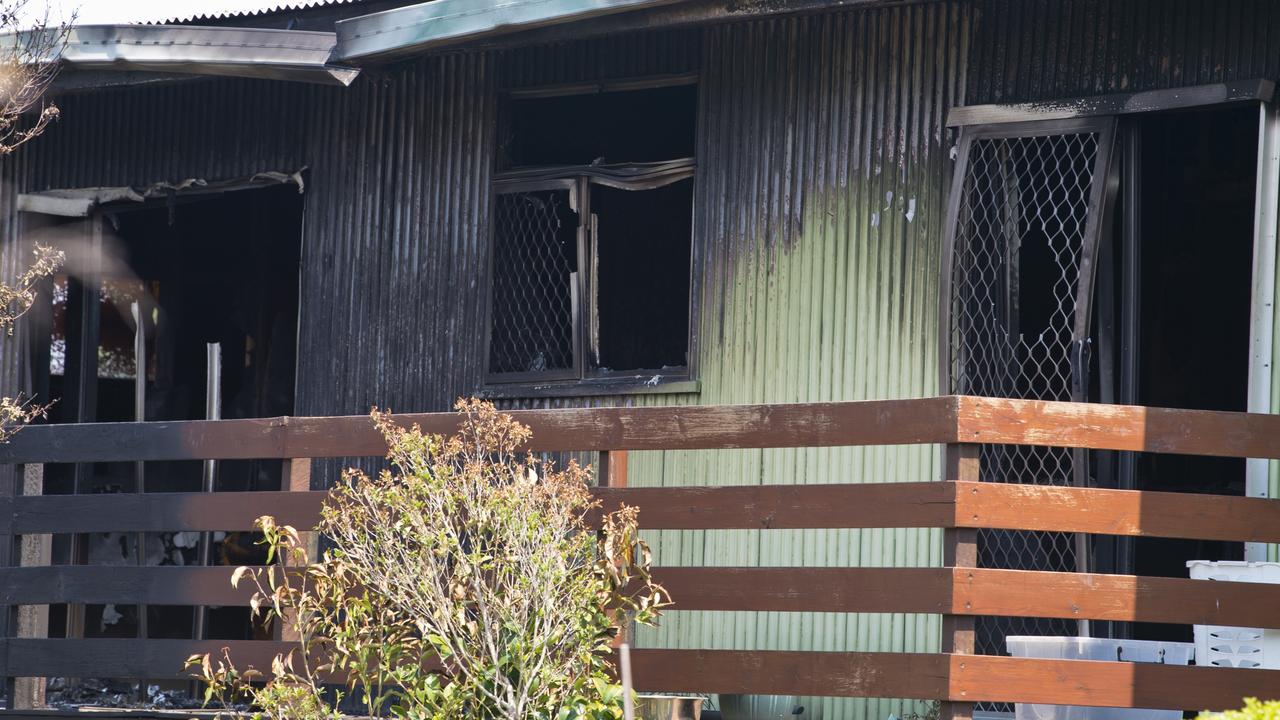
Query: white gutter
335,0,683,62
13,25,359,86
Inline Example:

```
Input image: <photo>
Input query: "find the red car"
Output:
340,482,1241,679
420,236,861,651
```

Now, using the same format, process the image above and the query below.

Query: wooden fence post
941,444,979,720
278,458,314,643
14,464,49,709
599,450,629,649
0,464,17,709
599,450,628,490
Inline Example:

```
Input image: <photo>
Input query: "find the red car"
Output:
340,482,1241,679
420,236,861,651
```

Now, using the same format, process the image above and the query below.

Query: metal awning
18,169,307,217
335,0,683,62
14,25,358,86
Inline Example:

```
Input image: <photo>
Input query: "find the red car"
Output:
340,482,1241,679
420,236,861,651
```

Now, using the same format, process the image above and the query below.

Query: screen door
940,117,1117,655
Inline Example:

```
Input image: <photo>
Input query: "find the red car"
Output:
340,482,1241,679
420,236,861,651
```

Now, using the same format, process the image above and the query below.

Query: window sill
479,375,700,400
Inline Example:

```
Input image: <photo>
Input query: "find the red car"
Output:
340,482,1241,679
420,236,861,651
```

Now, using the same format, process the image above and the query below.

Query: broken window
487,81,696,385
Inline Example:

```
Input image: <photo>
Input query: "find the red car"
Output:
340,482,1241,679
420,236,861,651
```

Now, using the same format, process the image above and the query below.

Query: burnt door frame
945,79,1280,581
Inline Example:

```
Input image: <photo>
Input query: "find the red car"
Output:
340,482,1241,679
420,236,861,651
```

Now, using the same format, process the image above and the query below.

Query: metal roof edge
334,0,685,62
6,24,360,87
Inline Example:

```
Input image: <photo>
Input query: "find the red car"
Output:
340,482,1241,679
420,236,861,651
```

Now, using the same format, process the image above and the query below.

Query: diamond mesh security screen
489,187,579,375
947,128,1107,657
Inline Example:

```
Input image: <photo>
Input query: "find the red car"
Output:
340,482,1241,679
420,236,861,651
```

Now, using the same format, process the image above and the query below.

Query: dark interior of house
1128,105,1255,640
1086,105,1257,641
492,82,697,377
591,178,692,373
38,185,303,643
501,84,697,168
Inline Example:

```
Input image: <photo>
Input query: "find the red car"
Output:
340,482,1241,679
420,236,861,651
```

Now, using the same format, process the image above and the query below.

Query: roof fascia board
334,0,684,62
8,25,359,86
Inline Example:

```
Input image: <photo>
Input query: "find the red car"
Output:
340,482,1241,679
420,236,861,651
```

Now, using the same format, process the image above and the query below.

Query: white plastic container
1187,560,1280,669
1006,636,1194,720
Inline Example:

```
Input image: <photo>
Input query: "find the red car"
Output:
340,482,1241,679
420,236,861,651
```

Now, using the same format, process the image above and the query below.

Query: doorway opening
1092,104,1257,641
28,183,303,658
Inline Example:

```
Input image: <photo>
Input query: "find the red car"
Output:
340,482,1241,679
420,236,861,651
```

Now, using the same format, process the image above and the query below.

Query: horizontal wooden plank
652,567,949,613
0,641,949,699
956,395,1280,459
0,397,960,464
9,565,1280,631
0,566,948,611
6,642,1272,710
628,649,949,698
950,654,1280,712
955,481,1280,543
595,482,957,530
0,566,260,606
4,483,956,535
4,396,1278,466
0,639,307,680
955,568,1280,629
4,491,329,534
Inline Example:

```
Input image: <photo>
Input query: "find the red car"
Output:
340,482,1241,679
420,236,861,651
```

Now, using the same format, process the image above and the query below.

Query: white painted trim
1246,103,1279,560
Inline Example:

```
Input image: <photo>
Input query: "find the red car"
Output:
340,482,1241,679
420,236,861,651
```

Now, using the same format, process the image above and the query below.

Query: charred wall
967,0,1280,104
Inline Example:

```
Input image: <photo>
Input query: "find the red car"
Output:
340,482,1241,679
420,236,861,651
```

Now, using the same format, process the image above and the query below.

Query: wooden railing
1,395,1279,715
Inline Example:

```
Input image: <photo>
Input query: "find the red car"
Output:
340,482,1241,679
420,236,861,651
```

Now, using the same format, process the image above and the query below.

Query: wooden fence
1,395,1279,716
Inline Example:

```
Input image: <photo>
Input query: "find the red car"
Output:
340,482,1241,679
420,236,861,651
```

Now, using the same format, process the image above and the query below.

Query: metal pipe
192,343,220,643
131,302,148,698
620,642,634,720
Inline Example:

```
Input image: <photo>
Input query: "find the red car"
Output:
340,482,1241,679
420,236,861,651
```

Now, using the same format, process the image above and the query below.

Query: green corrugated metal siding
616,6,970,719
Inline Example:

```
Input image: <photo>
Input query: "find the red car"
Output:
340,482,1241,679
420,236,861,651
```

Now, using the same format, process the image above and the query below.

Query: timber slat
954,567,1280,629
593,482,957,530
0,639,306,680
2,491,329,534
2,483,956,535
955,396,1280,459
0,567,261,606
0,566,954,613
627,649,950,698
950,655,1280,711
954,481,1280,543
3,396,1280,464
9,565,1280,630
13,482,1280,542
0,397,959,464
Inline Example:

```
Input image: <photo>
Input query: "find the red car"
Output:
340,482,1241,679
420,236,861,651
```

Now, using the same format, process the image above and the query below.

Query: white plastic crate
1006,636,1193,720
1187,560,1280,669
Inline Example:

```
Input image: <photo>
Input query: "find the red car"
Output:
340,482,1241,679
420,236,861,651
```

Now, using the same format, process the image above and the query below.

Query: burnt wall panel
967,0,1280,104
293,52,496,419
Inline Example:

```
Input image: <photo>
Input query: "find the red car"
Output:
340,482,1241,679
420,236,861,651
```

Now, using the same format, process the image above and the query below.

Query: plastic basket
1187,560,1280,669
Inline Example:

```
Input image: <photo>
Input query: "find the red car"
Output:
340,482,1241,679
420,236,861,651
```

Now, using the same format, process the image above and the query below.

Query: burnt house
1,0,1279,718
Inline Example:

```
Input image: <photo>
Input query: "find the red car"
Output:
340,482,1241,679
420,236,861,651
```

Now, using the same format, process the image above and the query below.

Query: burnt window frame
483,74,700,397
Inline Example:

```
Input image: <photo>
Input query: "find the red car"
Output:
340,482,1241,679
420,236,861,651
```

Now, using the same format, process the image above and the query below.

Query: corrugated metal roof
48,0,363,26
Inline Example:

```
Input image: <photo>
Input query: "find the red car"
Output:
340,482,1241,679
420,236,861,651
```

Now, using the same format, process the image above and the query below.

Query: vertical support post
64,215,103,648
598,450,629,649
277,458,313,643
130,303,148,700
941,444,979,720
192,343,221,644
1246,101,1280,561
0,464,18,709
598,450,628,489
14,464,49,709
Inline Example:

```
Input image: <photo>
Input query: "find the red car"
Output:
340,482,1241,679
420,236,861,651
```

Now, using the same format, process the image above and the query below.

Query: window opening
488,81,696,386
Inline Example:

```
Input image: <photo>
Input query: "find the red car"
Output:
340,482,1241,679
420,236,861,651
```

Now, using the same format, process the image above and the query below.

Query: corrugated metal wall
7,0,1280,715
622,7,968,720
967,0,1280,104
